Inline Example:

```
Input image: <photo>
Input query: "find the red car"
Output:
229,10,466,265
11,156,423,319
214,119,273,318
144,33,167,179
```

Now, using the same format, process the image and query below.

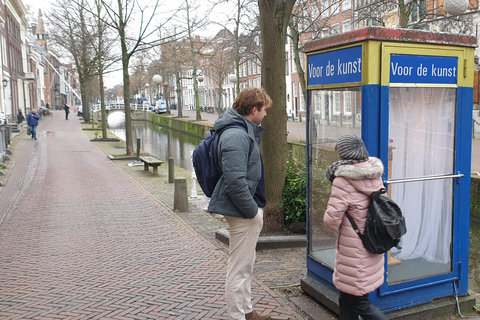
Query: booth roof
303,26,477,53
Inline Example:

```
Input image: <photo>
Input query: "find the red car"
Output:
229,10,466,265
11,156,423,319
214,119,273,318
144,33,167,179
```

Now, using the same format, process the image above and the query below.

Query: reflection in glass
387,87,455,283
308,88,362,268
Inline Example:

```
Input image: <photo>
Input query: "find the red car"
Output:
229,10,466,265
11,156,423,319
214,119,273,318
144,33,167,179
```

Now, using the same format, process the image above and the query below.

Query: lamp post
197,74,204,113
163,82,170,113
145,83,150,109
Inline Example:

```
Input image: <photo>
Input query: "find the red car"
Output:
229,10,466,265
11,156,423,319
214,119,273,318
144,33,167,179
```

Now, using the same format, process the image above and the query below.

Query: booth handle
385,172,464,185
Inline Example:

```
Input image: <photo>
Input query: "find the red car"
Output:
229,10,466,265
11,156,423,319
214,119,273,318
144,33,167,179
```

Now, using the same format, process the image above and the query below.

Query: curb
215,228,306,250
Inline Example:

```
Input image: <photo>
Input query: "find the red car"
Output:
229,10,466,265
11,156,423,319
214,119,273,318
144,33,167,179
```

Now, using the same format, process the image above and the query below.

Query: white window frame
333,91,341,114
321,0,329,18
342,0,351,10
343,91,352,114
331,23,340,35
342,19,351,32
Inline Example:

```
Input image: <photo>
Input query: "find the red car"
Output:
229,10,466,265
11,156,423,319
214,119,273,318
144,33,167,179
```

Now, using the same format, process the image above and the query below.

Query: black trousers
339,291,389,320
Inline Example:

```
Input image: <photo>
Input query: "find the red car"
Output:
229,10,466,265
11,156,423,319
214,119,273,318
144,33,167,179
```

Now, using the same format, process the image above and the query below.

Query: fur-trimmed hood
334,157,385,196
335,157,384,180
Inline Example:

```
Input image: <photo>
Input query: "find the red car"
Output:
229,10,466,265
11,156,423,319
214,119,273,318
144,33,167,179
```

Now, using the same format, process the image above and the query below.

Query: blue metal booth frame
302,27,477,314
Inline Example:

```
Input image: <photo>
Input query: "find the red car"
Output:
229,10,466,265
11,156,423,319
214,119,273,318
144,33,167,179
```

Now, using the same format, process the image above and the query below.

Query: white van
153,100,167,114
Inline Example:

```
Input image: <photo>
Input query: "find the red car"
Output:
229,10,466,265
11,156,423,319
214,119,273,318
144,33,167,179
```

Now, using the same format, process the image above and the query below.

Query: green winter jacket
207,108,264,218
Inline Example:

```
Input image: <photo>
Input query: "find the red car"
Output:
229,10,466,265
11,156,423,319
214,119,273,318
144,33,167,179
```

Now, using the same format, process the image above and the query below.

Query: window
322,28,330,38
311,4,320,21
333,91,341,113
344,91,352,114
321,0,329,18
343,0,351,10
286,51,290,75
300,53,305,70
331,24,340,35
342,20,351,32
300,86,305,110
332,0,341,14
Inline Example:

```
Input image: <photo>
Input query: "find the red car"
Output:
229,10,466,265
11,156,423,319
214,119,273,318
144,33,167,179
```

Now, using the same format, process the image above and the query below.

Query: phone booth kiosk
302,27,476,315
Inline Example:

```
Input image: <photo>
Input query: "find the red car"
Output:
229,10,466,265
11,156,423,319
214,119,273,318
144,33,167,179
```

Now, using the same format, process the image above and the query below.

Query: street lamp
444,0,468,15
2,78,8,88
152,75,162,101
145,83,150,107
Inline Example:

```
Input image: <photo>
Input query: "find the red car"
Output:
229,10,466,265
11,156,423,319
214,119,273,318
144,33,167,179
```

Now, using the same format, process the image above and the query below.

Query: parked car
153,99,167,114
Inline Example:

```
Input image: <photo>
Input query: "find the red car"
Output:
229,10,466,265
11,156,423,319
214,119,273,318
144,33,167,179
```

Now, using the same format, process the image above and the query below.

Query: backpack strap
345,211,367,243
217,125,253,154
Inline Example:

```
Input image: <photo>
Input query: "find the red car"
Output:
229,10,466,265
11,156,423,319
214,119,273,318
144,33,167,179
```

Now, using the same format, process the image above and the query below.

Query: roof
304,27,478,53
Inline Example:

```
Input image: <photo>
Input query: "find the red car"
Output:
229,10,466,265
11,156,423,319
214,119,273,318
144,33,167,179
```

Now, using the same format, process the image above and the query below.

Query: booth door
386,87,456,283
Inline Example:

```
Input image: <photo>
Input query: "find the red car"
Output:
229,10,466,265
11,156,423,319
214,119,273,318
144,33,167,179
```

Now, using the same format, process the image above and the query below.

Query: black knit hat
337,135,369,160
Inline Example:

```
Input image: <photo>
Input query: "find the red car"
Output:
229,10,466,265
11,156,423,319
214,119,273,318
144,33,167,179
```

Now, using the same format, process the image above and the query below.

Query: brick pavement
0,111,309,320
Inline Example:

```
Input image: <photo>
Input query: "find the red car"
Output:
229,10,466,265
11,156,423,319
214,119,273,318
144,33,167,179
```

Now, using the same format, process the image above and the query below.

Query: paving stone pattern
0,113,306,320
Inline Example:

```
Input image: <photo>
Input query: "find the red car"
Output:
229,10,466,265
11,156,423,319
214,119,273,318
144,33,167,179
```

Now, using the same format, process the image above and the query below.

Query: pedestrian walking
208,88,272,320
17,108,25,124
324,134,388,320
26,109,40,140
64,103,70,120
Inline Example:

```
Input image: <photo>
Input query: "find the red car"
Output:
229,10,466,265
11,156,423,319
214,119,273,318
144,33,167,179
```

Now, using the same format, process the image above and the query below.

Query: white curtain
389,87,455,264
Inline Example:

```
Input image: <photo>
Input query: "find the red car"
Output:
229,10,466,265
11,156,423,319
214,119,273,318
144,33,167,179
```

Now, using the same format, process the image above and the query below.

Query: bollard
168,157,175,183
174,177,189,212
136,138,141,161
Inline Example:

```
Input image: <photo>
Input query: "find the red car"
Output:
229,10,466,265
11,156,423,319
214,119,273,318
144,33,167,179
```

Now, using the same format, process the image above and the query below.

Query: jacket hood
334,157,384,195
214,108,264,141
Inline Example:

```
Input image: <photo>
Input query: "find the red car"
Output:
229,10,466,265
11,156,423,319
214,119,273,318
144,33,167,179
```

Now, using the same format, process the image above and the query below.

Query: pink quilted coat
324,157,385,296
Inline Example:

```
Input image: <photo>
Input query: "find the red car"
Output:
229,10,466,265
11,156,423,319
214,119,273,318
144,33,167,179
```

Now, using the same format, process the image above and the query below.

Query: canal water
107,112,201,171
107,112,480,294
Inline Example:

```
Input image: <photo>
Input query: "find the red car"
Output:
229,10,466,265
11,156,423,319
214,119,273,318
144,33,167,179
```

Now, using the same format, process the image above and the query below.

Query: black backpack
345,188,407,254
192,125,250,198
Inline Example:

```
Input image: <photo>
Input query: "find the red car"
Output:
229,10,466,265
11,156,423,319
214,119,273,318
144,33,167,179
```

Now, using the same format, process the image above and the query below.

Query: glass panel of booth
307,87,362,269
386,86,455,283
307,86,455,284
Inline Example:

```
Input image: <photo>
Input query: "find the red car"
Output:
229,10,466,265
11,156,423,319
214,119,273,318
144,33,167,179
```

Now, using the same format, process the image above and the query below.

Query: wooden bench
139,156,164,175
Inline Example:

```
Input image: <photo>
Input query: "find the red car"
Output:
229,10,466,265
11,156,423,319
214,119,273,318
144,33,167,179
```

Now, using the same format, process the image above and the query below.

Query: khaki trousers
224,208,264,320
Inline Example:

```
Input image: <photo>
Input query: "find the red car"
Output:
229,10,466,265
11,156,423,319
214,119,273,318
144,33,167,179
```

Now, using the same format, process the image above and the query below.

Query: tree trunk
123,61,133,155
175,72,183,117
258,0,296,232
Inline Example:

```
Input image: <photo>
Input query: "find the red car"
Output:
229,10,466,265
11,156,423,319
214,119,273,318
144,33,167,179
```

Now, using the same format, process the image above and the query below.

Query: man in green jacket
208,88,271,320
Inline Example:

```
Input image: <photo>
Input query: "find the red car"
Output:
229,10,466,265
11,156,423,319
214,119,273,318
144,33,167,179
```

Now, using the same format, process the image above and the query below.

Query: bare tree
204,29,236,114
287,0,345,108
179,0,210,120
100,0,178,154
258,0,297,232
355,0,474,30
48,0,97,123
157,36,191,117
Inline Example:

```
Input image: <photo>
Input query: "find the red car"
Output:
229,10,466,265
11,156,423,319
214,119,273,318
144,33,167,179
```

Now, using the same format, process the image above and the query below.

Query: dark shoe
245,311,271,320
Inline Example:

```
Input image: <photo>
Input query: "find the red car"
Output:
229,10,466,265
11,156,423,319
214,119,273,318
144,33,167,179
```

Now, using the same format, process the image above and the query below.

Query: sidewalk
0,111,326,319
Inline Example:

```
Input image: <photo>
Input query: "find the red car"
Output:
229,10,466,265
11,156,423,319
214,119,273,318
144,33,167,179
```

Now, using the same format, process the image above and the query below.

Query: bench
139,156,164,175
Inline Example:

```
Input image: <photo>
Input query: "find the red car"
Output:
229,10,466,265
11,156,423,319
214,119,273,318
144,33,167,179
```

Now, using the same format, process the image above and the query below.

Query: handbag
27,126,31,136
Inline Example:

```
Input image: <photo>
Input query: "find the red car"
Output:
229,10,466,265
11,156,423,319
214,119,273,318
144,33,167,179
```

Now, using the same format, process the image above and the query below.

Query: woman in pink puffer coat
324,135,389,320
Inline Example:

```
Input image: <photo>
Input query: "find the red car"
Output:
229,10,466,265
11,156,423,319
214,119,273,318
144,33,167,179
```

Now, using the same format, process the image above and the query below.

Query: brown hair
232,88,272,116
